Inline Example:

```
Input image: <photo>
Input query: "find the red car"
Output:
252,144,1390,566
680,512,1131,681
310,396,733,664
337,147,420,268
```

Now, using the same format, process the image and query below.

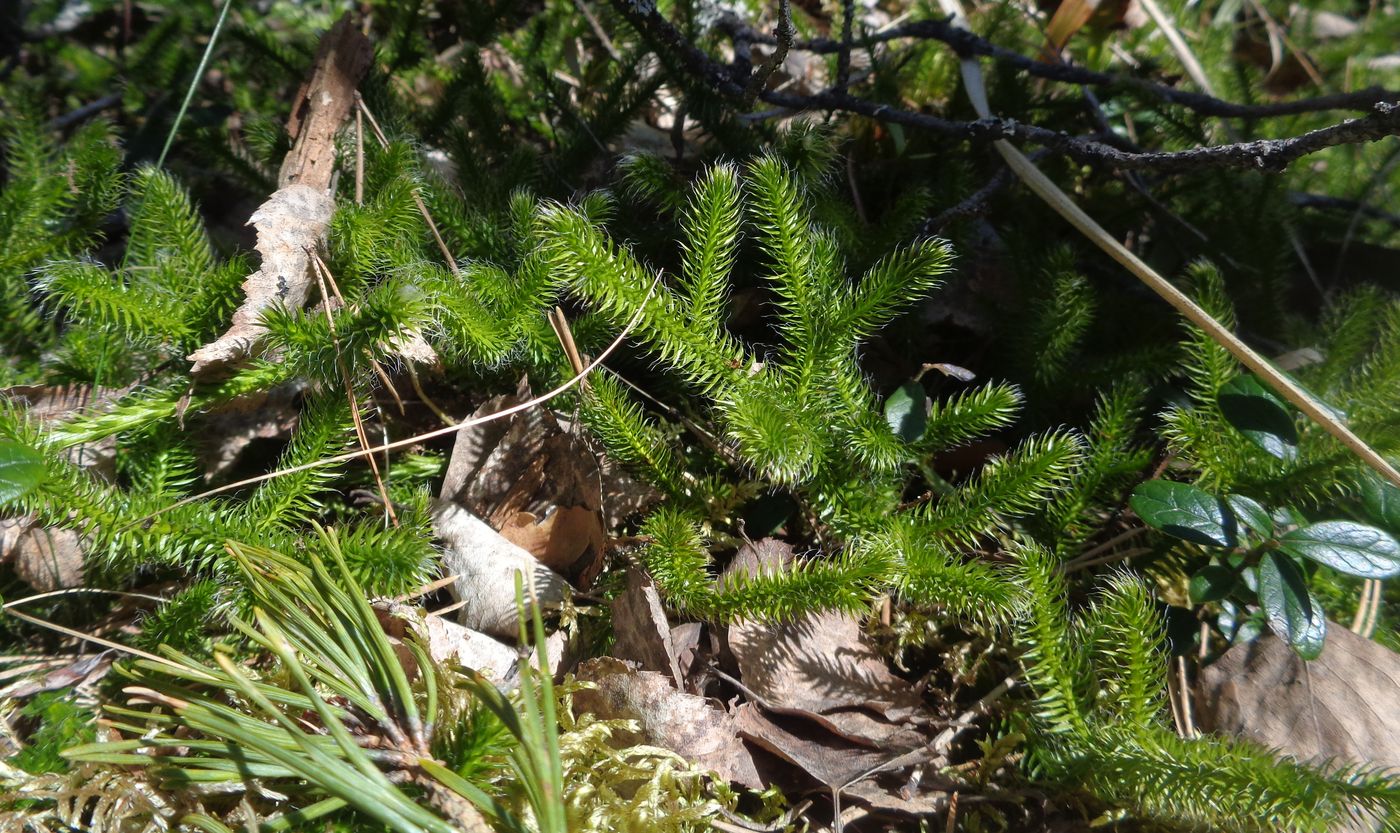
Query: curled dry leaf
1196,626,1400,769
186,184,336,374
430,498,570,639
441,379,607,587
610,566,684,687
572,656,763,789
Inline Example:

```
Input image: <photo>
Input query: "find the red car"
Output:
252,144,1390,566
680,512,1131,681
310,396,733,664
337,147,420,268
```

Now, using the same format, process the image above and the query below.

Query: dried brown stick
280,14,373,191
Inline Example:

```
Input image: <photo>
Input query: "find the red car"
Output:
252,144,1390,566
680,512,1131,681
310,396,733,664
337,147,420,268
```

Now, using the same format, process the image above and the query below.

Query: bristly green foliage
1161,261,1400,509
540,153,1084,622
1014,543,1400,832
6,2,1400,829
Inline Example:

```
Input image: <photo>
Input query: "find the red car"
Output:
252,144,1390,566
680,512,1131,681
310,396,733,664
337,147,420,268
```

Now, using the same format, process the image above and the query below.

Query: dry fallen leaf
724,539,932,745
431,498,570,639
610,567,684,687
1196,626,1400,769
2,651,114,700
1,518,84,592
441,379,607,587
731,703,891,788
572,656,763,789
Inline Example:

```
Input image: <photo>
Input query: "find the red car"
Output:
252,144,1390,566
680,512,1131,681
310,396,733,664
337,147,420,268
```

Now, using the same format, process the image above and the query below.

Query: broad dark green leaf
1257,552,1326,660
1130,480,1237,548
1217,376,1298,461
1278,521,1400,579
1225,494,1272,540
1189,564,1237,604
1357,473,1400,535
884,382,928,442
0,440,47,505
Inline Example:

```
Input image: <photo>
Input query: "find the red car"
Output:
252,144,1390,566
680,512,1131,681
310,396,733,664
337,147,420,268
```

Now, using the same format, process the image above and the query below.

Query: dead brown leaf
731,703,890,788
441,379,606,587
376,601,520,684
1,518,84,592
2,651,114,700
1197,626,1400,769
572,656,763,789
724,540,931,744
610,567,683,687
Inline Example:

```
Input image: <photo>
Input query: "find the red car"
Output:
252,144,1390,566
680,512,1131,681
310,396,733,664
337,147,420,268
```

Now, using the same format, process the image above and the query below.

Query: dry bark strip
186,15,372,374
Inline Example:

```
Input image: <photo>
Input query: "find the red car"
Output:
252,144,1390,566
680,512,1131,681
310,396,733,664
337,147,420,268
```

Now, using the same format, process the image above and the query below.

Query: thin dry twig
354,92,461,277
308,249,400,527
616,2,1400,173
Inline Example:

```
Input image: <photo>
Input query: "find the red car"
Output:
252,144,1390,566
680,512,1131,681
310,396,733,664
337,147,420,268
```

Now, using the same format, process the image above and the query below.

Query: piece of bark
187,15,369,374
572,657,763,789
186,184,336,373
611,567,684,687
278,14,373,192
431,499,570,639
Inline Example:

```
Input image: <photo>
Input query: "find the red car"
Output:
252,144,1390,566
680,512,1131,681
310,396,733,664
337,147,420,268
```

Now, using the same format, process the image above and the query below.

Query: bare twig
307,249,400,527
614,2,1400,173
721,15,1399,119
835,0,857,94
742,0,793,109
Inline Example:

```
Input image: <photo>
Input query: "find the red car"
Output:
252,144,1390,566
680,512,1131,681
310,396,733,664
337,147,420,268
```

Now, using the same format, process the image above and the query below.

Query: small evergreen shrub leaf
1357,473,1400,535
1130,480,1237,548
1225,494,1272,540
1217,375,1299,460
884,381,928,443
1189,564,1238,604
1258,551,1327,659
1277,521,1400,579
0,438,48,504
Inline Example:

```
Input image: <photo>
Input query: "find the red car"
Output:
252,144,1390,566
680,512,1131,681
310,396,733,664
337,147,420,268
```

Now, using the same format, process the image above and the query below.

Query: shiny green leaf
1130,480,1237,548
1278,521,1400,579
1217,376,1298,460
0,439,47,505
884,381,928,442
1257,552,1326,660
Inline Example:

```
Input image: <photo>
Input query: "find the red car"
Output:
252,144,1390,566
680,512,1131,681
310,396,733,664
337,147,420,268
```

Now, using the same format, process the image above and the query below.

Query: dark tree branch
609,0,1400,174
834,0,857,95
722,16,1400,120
742,0,793,108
